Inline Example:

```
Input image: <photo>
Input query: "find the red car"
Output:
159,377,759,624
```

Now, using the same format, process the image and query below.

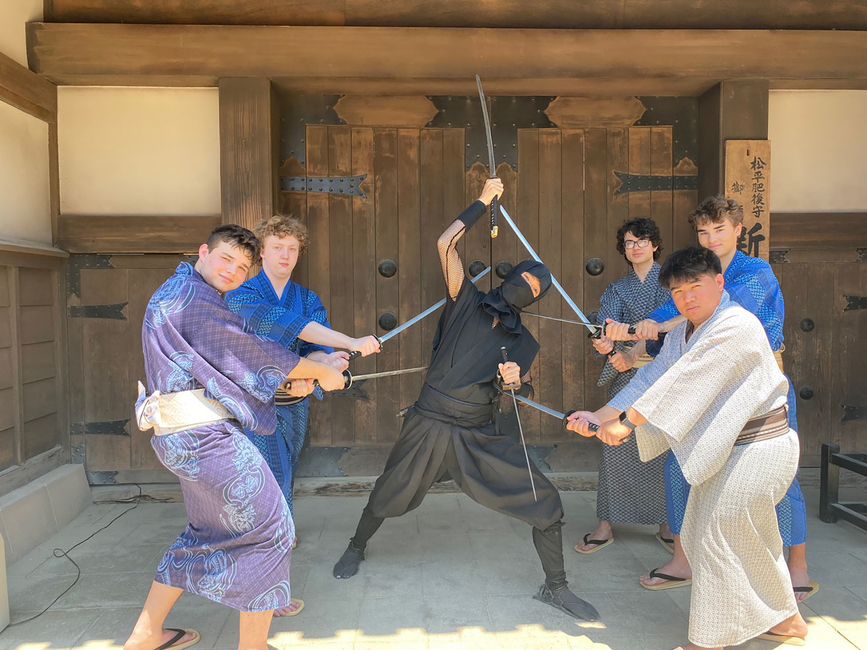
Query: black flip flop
155,628,200,650
574,532,614,555
640,567,692,591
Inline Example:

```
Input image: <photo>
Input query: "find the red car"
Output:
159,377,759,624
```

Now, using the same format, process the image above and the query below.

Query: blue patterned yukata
226,272,332,517
647,251,807,546
595,263,671,524
143,262,300,611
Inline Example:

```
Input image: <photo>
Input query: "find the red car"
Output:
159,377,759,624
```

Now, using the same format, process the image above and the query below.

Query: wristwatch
618,411,638,431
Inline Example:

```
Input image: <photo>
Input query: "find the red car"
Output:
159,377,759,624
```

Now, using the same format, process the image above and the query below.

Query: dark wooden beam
219,78,278,230
57,215,220,253
27,24,867,92
0,50,56,121
771,213,867,251
44,0,867,30
698,80,769,200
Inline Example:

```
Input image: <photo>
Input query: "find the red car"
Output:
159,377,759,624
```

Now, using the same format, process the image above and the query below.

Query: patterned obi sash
413,383,496,428
734,405,789,446
135,381,232,436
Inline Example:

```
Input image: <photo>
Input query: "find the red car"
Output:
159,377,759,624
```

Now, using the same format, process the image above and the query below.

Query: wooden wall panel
537,129,564,432
372,128,400,443
397,129,423,409
305,126,333,445
351,127,378,440
650,127,674,259
560,129,586,416
418,130,445,366
582,128,609,409
327,126,356,445
516,129,542,437
836,262,867,454
219,77,277,230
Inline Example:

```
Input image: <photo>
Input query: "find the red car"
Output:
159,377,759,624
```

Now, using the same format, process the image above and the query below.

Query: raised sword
348,265,491,359
475,75,499,239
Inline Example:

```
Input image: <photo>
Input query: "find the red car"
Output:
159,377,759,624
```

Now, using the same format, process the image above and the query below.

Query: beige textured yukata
608,293,800,648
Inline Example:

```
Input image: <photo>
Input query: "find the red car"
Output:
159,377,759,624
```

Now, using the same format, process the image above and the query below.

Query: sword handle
312,369,353,391
348,336,383,360
562,409,599,432
589,323,636,357
490,195,499,238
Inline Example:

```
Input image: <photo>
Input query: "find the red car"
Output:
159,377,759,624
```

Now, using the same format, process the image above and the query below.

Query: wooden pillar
218,77,280,229
698,80,769,199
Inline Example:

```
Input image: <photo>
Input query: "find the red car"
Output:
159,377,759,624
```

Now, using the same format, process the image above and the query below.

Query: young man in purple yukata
124,225,348,650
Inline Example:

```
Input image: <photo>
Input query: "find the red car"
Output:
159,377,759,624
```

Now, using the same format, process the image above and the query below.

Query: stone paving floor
1,484,866,650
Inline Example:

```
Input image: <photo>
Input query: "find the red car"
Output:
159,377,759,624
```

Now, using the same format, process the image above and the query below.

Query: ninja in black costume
332,178,599,622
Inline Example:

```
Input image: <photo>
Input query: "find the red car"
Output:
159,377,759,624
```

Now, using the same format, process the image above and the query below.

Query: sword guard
342,370,352,389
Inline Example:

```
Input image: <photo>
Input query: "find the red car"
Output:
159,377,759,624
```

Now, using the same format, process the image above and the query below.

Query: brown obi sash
734,405,790,446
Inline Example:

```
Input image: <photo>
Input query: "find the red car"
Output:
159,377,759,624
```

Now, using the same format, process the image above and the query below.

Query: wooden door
513,127,694,442
284,126,468,446
68,254,190,482
286,125,695,446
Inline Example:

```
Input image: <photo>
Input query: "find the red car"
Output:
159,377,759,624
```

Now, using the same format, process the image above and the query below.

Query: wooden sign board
725,140,771,259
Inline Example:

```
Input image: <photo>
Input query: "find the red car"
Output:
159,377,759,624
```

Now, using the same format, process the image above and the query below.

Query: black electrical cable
8,484,171,626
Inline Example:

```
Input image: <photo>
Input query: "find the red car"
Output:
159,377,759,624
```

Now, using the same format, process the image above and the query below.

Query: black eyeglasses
623,239,652,250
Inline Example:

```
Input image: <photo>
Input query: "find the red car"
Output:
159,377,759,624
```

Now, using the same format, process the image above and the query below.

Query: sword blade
498,205,597,332
379,266,491,345
522,312,603,332
475,75,496,176
351,366,427,382
511,394,599,432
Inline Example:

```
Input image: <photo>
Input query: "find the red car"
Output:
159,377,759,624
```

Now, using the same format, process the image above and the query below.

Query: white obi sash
136,381,232,436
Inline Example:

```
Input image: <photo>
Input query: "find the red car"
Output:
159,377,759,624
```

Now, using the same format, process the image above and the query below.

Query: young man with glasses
575,218,673,556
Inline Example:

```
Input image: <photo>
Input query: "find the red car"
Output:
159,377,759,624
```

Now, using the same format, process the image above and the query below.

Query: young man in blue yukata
226,215,380,617
605,196,817,602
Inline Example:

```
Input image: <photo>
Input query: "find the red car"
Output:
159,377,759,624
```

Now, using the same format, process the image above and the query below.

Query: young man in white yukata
567,246,808,649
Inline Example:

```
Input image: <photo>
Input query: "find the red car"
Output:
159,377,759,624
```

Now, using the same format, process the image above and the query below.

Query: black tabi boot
532,521,600,621
332,507,384,579
333,542,365,579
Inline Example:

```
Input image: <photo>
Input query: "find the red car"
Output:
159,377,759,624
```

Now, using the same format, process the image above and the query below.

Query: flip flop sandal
794,580,820,603
757,631,807,645
155,628,200,650
574,532,614,555
274,598,305,617
655,532,675,555
640,568,692,591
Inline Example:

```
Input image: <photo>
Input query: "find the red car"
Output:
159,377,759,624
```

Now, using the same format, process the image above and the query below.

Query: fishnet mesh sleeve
437,219,468,300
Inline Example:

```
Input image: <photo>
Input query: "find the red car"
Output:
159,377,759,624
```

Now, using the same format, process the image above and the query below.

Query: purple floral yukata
142,262,301,612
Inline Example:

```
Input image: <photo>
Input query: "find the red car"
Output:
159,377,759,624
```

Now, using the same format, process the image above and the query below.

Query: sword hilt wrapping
589,324,637,357
348,336,382,361
490,196,499,238
312,369,353,391
561,409,599,432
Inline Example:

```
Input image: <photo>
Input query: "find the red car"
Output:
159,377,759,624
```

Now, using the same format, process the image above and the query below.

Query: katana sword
497,204,635,346
475,75,499,239
349,366,427,384
348,266,491,359
277,366,428,405
522,312,602,332
500,346,536,502
511,393,599,433
521,312,635,358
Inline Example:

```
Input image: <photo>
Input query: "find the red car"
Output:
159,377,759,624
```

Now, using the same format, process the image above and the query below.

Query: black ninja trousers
348,388,569,588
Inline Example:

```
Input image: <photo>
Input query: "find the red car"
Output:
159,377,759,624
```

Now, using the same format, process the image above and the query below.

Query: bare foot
273,598,304,617
640,557,692,587
575,521,613,553
788,565,815,603
124,628,198,650
769,613,808,639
